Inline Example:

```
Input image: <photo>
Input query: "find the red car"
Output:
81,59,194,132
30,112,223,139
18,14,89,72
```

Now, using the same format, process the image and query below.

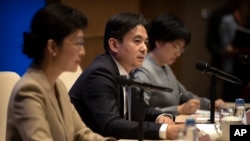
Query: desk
119,102,250,141
175,102,250,140
226,102,250,108
118,124,219,141
175,102,250,123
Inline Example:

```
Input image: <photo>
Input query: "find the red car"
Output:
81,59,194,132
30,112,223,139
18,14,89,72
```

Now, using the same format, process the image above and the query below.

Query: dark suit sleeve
130,87,168,121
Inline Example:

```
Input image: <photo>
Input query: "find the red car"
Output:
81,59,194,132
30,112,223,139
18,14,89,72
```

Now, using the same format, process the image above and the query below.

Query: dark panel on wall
140,0,185,77
140,0,184,20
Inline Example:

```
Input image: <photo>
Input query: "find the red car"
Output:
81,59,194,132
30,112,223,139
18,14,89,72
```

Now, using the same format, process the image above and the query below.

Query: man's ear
108,38,119,53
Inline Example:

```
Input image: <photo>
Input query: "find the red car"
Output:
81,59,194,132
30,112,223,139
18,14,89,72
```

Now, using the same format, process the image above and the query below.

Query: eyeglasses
173,43,185,53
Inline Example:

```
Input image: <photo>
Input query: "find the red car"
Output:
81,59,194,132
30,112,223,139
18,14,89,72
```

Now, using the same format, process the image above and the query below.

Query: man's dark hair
103,12,148,54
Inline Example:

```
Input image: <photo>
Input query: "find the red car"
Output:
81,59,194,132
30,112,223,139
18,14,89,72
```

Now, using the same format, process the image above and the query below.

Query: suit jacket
6,67,112,141
69,54,167,139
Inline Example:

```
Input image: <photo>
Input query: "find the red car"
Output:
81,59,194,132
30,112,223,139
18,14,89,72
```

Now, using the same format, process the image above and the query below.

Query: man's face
115,24,148,72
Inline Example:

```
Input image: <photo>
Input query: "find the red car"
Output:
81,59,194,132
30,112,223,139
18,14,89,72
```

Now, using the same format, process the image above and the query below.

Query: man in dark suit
69,12,184,140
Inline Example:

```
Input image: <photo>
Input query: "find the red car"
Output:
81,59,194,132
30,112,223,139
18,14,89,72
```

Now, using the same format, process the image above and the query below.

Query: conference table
118,102,250,141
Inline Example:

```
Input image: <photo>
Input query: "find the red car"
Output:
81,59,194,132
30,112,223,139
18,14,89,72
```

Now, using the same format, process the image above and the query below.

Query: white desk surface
118,102,250,141
118,123,220,141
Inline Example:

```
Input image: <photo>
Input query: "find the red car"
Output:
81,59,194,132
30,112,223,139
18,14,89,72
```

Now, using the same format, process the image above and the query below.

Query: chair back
59,65,82,92
0,71,20,141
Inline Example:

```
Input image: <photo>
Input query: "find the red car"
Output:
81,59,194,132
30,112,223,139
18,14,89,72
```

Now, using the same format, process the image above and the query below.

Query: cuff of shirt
159,123,168,139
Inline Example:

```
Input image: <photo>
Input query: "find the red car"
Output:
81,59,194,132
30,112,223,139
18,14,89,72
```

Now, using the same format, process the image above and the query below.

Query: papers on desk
191,109,220,123
196,124,220,141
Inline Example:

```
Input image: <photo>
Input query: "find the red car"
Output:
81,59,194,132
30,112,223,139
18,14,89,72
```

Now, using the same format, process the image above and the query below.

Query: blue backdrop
0,0,45,76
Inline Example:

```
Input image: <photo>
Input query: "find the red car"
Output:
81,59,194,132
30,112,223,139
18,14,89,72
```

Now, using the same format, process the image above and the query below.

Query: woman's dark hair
148,13,191,51
103,12,148,54
22,4,88,65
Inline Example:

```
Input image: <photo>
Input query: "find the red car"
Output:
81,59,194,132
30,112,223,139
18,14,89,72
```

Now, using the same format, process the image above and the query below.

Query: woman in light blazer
6,4,115,141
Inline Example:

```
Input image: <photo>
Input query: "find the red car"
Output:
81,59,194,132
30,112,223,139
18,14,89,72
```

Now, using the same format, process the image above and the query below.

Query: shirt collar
111,56,128,76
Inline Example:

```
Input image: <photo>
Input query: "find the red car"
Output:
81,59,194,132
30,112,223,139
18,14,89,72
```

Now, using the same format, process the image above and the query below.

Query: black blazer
69,54,166,139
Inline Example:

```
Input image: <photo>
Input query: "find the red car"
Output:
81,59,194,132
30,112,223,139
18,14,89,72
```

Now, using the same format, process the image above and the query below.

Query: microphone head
195,61,210,73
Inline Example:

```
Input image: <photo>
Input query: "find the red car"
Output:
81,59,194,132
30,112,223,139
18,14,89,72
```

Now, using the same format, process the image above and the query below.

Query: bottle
234,98,247,124
177,130,185,141
183,118,198,141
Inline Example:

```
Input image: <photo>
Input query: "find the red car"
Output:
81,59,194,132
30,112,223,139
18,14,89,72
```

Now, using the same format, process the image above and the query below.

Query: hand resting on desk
166,124,208,140
178,99,200,115
156,113,184,139
178,98,226,115
156,115,175,125
214,99,226,111
167,124,185,139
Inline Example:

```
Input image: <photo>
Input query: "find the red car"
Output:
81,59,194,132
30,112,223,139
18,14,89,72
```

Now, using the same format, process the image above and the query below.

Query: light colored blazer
6,67,113,141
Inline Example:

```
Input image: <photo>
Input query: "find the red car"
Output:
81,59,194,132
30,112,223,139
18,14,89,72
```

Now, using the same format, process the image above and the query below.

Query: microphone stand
209,75,216,123
137,88,145,141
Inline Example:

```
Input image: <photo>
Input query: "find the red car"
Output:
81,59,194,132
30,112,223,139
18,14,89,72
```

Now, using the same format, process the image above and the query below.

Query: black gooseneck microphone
195,61,242,84
116,75,173,92
196,61,242,123
116,75,173,141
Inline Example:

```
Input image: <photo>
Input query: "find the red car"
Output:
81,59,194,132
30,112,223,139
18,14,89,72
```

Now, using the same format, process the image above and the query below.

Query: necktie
126,87,131,121
123,86,131,120
123,87,127,118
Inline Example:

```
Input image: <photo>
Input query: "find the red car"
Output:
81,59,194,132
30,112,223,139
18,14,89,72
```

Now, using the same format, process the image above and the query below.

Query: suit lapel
117,84,124,118
107,54,126,118
41,77,69,140
28,68,70,140
31,69,66,129
53,81,72,140
47,84,66,130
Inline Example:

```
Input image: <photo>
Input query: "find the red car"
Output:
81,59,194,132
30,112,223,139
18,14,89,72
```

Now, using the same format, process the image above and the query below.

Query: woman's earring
52,52,56,56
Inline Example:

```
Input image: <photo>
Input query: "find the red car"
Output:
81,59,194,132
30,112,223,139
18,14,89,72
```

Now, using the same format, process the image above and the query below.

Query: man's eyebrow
134,35,148,40
74,36,84,40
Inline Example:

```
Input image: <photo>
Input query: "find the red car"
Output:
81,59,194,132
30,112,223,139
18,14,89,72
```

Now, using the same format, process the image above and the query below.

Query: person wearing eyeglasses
132,12,225,116
6,4,115,141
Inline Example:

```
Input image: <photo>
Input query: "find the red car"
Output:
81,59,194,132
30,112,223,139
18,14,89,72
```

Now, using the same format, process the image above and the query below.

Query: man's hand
156,115,174,125
215,98,226,111
178,99,200,115
166,124,185,140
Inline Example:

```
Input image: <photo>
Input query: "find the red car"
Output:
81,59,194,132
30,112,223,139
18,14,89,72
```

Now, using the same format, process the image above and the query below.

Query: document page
191,109,220,123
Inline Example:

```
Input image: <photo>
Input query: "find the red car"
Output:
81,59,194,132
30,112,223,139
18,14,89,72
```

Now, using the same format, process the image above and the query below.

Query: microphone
195,61,242,84
116,75,173,92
